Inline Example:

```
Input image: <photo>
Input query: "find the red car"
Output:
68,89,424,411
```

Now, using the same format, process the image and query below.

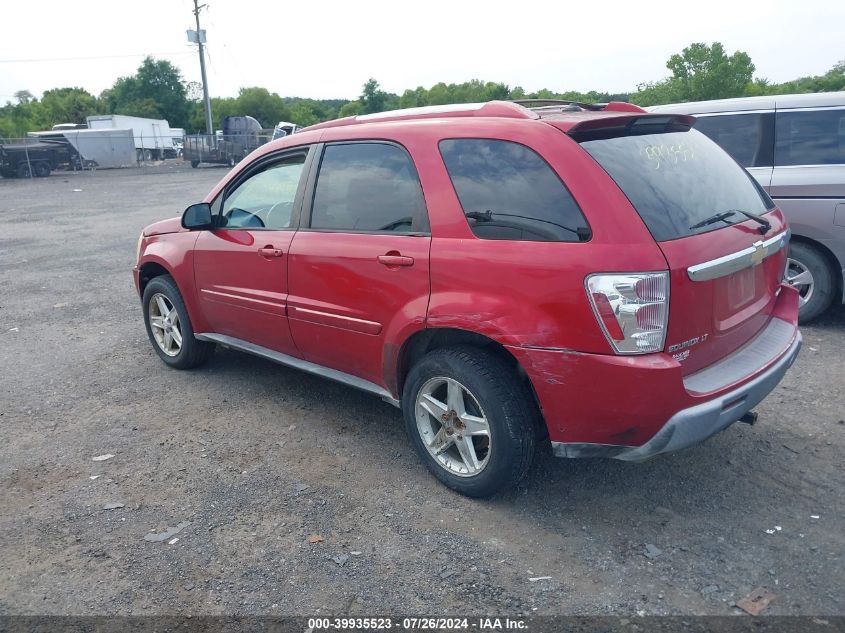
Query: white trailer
29,128,136,168
86,115,173,161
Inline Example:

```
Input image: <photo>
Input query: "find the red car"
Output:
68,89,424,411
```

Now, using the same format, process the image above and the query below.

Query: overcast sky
1,0,843,103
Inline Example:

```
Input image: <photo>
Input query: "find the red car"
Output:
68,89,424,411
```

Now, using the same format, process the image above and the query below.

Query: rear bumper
507,284,801,460
550,330,801,460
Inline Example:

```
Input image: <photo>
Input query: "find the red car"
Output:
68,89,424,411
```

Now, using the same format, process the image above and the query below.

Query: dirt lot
0,164,843,617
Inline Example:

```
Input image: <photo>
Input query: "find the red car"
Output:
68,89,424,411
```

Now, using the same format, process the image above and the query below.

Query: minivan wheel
786,242,834,323
142,275,215,369
402,346,536,498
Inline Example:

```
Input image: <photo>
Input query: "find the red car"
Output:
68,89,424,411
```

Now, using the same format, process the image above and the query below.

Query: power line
0,52,193,64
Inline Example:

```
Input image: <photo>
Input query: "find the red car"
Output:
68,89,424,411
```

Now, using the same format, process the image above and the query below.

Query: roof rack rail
305,101,537,132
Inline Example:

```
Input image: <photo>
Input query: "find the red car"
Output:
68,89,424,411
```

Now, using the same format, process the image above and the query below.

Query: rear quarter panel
405,119,668,353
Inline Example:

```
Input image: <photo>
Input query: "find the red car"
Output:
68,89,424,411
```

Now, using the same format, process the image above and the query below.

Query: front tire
786,242,835,323
402,346,537,498
142,275,215,369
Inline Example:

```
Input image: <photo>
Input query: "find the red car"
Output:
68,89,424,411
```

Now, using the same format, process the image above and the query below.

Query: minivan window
439,139,590,242
580,129,771,241
694,113,773,167
775,108,845,166
310,143,428,233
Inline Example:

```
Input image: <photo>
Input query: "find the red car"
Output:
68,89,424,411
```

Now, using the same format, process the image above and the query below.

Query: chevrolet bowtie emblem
750,240,765,265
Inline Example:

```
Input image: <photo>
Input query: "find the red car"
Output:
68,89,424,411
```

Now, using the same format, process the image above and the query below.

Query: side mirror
182,202,213,230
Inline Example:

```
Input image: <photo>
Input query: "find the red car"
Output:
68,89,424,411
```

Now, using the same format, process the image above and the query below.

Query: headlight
136,231,145,263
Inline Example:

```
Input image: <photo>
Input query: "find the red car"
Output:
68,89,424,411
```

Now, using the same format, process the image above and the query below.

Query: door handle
258,246,284,258
378,254,414,267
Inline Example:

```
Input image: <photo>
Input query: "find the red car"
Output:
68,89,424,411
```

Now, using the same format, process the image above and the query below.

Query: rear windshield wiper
728,208,771,235
689,211,736,230
689,209,772,235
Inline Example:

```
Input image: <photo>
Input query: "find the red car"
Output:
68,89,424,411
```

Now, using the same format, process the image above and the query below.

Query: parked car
134,101,801,497
650,92,845,322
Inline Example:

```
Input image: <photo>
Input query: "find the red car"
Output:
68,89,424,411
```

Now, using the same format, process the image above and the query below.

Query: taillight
586,272,670,354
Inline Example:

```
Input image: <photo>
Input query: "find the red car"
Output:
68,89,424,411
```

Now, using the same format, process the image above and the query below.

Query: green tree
0,99,43,137
234,87,290,128
40,87,98,125
665,42,755,101
630,79,681,107
399,87,428,108
289,102,318,127
103,57,189,127
338,101,363,117
14,90,34,105
360,78,388,114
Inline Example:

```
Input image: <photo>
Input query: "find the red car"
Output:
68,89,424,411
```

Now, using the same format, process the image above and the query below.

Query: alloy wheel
786,258,815,308
415,377,491,477
148,293,183,357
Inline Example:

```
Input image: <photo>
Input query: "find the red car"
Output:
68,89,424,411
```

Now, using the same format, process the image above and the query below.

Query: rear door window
439,139,590,242
694,113,774,167
775,108,845,166
580,129,771,241
309,142,429,233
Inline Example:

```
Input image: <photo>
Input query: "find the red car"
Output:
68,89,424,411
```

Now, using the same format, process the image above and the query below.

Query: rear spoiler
562,113,697,141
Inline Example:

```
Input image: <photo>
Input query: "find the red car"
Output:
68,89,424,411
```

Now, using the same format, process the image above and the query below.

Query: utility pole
192,0,214,135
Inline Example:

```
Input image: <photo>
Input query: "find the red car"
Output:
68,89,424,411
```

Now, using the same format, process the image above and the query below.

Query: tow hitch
739,411,758,426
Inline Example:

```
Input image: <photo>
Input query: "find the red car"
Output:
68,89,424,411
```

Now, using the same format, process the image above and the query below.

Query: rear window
580,129,771,241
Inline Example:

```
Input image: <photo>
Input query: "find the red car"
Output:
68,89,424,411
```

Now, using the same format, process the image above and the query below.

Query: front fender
138,232,207,332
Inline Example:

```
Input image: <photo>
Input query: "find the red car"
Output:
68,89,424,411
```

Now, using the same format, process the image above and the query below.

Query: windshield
580,129,771,241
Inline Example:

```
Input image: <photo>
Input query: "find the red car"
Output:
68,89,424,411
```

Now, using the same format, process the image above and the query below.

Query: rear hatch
568,115,788,375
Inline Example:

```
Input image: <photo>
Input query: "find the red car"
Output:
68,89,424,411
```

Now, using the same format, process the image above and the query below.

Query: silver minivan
650,92,845,321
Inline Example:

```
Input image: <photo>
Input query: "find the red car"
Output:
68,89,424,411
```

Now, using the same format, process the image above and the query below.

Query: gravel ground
0,164,843,617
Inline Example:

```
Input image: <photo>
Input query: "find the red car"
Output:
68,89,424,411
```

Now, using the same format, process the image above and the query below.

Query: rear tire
190,160,199,168
16,163,32,178
34,162,50,177
402,346,536,498
142,275,215,369
787,242,834,323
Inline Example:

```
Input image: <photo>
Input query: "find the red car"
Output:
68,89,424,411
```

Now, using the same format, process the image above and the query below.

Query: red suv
134,101,802,497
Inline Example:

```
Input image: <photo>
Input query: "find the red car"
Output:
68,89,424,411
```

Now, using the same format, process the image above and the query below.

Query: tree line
2,42,843,138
